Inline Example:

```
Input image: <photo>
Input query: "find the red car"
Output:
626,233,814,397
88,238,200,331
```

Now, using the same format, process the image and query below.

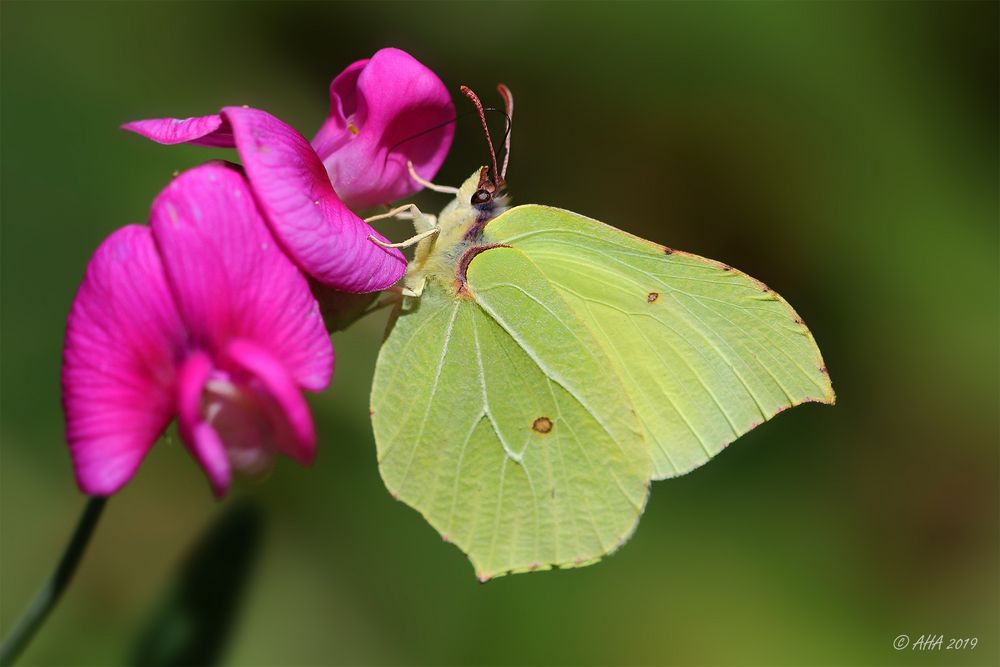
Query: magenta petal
216,106,406,292
222,339,316,466
177,351,231,497
124,103,408,292
122,114,235,148
312,48,455,209
150,162,334,390
62,225,186,495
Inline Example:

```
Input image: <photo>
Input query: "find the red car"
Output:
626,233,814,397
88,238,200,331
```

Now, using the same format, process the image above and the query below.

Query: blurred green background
2,1,997,665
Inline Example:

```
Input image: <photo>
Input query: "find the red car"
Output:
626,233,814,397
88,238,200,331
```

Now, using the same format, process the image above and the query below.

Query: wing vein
394,303,461,491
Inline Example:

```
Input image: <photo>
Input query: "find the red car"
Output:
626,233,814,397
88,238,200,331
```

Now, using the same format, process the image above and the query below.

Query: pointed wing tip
819,368,836,405
817,383,836,406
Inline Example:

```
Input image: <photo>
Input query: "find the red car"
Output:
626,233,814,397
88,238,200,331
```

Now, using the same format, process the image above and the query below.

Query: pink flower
122,48,454,293
310,48,455,209
62,162,334,497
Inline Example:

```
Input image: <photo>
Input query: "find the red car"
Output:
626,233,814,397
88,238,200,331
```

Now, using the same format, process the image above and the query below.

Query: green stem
0,497,107,666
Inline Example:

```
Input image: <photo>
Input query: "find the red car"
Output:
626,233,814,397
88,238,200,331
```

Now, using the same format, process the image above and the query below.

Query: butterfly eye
471,189,492,205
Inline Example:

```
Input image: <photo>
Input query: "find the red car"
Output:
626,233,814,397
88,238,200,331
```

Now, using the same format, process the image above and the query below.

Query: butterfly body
405,168,509,297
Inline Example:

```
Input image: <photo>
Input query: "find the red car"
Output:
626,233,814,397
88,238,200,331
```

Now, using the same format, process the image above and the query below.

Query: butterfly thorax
404,168,509,295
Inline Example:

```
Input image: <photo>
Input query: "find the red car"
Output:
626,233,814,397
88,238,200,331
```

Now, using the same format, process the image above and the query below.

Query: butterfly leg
368,227,439,250
364,203,423,225
408,210,438,234
366,204,440,249
363,203,437,229
407,160,459,194
368,282,425,300
401,275,427,298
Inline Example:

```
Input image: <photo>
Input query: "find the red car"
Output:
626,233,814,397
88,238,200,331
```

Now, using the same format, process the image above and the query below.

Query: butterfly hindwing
371,246,651,580
484,204,835,479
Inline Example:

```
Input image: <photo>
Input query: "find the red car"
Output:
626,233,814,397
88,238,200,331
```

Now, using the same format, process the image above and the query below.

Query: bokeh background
2,1,997,665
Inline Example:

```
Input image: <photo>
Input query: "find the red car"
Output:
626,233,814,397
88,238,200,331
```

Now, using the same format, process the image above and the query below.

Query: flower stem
0,497,107,666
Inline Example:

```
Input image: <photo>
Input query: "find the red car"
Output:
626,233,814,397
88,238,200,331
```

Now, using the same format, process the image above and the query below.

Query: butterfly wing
484,204,835,480
371,248,651,580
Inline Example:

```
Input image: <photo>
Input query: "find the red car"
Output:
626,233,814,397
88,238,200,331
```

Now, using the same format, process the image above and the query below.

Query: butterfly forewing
484,205,835,480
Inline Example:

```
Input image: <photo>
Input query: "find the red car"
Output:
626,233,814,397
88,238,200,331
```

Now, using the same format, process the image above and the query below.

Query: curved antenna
460,85,503,189
382,110,477,170
382,107,512,174
497,84,514,181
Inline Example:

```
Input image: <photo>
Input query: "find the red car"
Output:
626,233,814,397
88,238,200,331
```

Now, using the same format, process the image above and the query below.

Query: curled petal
177,351,232,497
312,48,455,209
221,338,317,466
150,162,334,390
62,225,186,495
311,60,367,158
121,114,235,147
177,342,316,497
124,109,406,292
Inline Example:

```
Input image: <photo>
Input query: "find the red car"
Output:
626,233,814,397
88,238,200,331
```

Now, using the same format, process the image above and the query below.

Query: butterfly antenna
382,110,479,170
497,84,513,181
460,85,503,189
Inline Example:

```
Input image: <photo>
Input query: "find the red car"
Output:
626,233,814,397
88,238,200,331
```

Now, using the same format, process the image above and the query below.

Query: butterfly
368,85,834,581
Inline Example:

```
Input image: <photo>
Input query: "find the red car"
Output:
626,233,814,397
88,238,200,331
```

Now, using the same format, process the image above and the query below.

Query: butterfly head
441,84,513,228
458,165,509,214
